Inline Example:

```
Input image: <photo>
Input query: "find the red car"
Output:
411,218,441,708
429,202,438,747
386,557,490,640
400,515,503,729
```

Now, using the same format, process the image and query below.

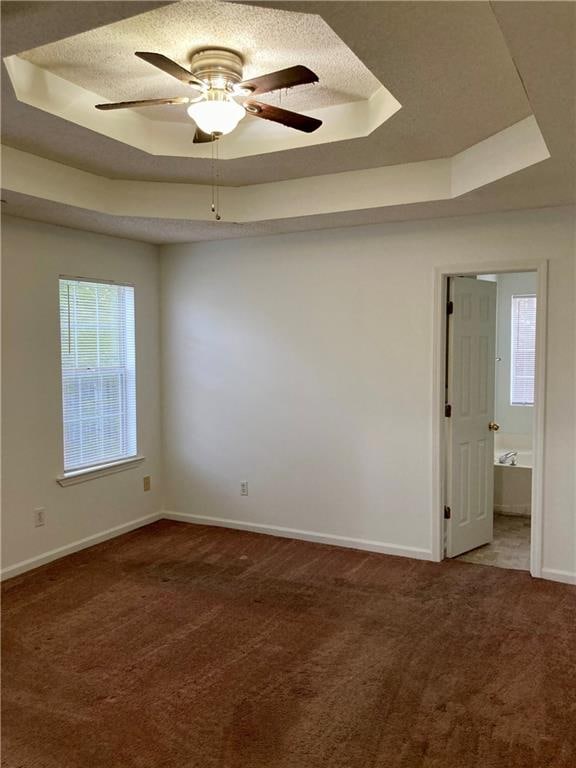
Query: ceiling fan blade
96,96,190,110
193,128,220,143
245,101,322,133
135,52,204,88
238,65,318,96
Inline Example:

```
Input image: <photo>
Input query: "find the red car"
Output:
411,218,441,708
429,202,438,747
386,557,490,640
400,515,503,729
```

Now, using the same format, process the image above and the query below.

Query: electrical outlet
33,507,46,527
240,481,249,496
143,475,151,492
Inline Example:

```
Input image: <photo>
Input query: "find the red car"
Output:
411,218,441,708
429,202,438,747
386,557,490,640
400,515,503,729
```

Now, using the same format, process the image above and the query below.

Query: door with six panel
446,276,497,557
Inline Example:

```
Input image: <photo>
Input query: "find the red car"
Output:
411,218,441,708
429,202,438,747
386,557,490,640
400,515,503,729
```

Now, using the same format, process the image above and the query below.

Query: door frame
431,259,548,577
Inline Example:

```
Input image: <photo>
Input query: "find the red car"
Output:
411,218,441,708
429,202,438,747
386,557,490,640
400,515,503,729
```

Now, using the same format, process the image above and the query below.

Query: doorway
433,263,547,576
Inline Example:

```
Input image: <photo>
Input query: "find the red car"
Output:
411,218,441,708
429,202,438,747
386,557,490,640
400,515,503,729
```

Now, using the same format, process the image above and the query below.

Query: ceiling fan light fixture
187,90,245,136
96,50,322,137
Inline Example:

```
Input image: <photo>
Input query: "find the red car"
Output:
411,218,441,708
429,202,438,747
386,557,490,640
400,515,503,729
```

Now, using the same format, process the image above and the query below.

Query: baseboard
494,505,531,517
9,510,569,583
163,511,433,561
1,512,162,581
541,568,576,586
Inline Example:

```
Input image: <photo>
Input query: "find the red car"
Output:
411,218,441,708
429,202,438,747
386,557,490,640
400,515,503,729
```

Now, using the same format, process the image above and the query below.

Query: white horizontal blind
59,279,137,471
510,294,536,406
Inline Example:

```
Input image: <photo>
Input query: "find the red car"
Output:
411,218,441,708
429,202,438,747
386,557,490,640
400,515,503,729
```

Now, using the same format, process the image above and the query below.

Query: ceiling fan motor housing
190,49,244,88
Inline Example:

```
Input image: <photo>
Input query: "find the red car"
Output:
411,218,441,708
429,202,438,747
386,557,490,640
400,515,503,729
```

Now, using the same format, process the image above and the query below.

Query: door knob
488,421,500,432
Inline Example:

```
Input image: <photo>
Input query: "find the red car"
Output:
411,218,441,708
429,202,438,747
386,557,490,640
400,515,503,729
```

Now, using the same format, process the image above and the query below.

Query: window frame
57,275,143,484
509,292,537,408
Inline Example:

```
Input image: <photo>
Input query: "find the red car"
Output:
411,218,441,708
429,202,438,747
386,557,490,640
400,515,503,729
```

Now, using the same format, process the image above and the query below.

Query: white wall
494,271,537,437
1,216,163,575
161,207,576,581
2,208,573,583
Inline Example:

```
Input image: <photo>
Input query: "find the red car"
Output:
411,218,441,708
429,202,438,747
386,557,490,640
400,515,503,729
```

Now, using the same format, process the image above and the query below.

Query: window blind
510,294,536,406
59,278,137,472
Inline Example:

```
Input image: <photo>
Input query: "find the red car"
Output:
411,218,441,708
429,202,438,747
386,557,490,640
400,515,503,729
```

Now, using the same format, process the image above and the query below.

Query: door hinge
445,403,452,417
444,506,451,519
446,300,454,315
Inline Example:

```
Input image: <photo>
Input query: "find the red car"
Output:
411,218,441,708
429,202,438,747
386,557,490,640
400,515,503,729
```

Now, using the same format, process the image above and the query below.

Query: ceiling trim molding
2,116,549,223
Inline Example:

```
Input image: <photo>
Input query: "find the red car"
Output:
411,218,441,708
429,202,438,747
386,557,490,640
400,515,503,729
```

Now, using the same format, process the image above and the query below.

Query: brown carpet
2,520,575,768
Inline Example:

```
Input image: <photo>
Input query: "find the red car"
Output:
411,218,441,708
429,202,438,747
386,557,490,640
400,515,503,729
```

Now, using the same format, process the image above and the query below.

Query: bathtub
493,444,532,517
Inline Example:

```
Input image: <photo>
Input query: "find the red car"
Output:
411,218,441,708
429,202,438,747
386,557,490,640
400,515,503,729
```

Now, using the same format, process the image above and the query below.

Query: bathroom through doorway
441,270,540,572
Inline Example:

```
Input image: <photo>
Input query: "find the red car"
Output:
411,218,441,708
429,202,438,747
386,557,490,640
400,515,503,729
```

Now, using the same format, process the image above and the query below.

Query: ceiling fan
95,49,322,142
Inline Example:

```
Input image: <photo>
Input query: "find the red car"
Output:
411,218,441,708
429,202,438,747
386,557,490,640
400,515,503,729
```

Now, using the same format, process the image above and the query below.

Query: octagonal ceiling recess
3,0,567,237
5,0,402,159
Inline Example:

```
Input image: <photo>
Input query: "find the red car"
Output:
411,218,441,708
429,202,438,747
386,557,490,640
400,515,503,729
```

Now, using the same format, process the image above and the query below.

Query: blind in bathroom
59,278,137,472
510,294,536,406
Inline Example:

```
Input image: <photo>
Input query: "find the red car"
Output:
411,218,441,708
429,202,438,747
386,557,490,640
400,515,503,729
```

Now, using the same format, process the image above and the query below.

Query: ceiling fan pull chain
210,134,221,221
215,137,221,221
210,136,216,216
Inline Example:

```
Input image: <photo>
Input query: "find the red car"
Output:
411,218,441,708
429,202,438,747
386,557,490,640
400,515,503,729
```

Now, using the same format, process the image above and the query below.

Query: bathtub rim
494,451,533,470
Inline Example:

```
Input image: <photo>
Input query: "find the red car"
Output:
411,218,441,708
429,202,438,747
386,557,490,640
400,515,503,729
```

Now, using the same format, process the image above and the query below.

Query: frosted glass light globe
187,92,245,136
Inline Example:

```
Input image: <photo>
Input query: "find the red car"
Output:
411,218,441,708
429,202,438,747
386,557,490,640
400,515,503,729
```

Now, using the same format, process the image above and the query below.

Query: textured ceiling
19,1,380,123
1,1,575,243
2,1,531,184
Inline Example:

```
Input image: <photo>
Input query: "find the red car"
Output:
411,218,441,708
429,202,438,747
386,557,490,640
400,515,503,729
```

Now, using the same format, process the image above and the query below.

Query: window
510,294,536,406
59,278,137,472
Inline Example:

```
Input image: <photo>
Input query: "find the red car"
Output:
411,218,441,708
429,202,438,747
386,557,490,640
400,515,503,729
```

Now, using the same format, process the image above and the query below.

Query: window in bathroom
510,294,536,406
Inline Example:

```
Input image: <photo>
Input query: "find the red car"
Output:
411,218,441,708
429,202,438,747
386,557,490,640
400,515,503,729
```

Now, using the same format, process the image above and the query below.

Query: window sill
56,456,145,487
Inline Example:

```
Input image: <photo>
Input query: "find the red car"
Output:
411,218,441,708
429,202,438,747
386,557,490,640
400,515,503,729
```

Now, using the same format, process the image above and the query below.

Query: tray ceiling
7,1,400,157
1,1,575,242
3,1,531,178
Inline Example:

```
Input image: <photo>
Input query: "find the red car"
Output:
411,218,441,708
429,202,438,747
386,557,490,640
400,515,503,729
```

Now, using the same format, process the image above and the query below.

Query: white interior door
446,276,497,557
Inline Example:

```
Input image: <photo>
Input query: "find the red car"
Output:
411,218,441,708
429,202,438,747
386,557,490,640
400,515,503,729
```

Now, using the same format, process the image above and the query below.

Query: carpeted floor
2,520,575,768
